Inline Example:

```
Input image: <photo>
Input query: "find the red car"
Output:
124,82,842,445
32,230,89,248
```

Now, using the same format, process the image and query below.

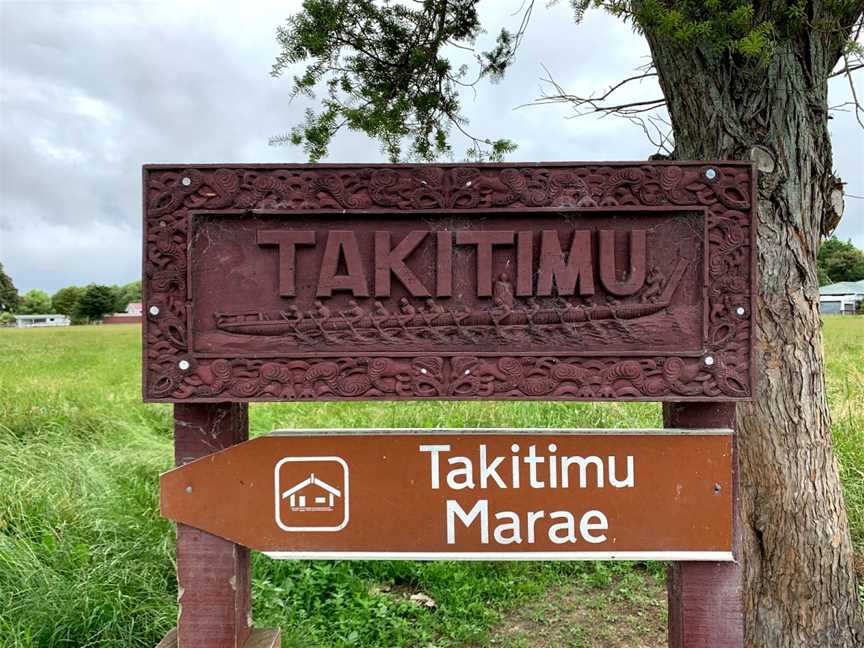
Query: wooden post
664,402,742,648
157,402,280,648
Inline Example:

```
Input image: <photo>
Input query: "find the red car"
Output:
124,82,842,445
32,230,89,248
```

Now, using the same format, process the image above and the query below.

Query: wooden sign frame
145,161,753,648
142,161,756,404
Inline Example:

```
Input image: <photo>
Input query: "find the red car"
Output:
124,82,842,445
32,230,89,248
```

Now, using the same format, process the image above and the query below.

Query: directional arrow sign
160,429,733,561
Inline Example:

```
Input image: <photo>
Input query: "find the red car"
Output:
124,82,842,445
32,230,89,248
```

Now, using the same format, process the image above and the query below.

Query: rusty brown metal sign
160,429,733,560
143,162,755,403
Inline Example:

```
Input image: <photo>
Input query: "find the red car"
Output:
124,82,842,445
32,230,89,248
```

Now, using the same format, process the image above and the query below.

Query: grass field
0,319,861,647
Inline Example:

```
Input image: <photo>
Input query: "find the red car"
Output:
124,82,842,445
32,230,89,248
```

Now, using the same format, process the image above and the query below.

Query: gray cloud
1,0,861,293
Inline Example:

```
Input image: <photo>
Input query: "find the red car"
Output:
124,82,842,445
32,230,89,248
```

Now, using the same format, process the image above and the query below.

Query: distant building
103,301,143,325
14,314,71,328
819,280,864,315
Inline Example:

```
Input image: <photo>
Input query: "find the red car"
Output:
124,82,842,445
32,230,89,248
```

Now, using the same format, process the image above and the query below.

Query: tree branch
828,62,863,78
839,53,864,129
519,63,666,118
626,114,674,156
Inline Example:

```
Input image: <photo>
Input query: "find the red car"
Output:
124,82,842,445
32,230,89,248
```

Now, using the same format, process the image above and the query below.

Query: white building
103,301,143,324
819,281,864,315
14,314,71,328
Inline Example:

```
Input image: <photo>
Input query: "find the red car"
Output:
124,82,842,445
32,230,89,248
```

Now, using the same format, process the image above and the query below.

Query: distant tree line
818,237,864,286
0,262,18,315
0,263,140,324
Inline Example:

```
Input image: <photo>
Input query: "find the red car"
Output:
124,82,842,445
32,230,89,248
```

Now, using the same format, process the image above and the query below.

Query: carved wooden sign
160,429,733,560
142,162,755,402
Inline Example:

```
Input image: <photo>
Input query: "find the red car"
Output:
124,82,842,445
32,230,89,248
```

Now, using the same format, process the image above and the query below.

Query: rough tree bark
643,8,864,647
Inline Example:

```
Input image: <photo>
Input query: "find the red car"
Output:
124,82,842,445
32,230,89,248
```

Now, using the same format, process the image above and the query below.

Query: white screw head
735,306,746,316
178,360,191,371
704,355,715,366
185,485,193,494
420,368,428,374
464,369,471,375
148,305,160,316
705,168,717,181
181,176,192,186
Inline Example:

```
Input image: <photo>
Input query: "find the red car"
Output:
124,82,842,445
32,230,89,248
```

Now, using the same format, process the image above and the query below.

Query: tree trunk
643,16,864,648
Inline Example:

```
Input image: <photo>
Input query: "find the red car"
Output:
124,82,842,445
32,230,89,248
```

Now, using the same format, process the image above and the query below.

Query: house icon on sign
274,455,349,532
282,473,342,512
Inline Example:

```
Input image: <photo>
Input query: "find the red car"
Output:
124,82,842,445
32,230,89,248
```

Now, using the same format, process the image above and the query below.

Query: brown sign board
160,429,733,561
143,162,755,403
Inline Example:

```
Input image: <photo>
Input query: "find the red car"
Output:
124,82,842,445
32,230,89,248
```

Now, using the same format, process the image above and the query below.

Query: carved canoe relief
209,258,683,348
143,162,755,402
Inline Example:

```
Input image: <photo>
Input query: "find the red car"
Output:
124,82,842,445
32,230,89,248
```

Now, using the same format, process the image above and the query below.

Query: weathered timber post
665,402,742,648
157,403,280,648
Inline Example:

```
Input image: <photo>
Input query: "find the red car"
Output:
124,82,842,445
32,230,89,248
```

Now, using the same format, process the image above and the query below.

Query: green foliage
51,286,85,316
107,280,142,313
17,289,52,315
0,324,661,646
0,312,14,325
821,317,864,558
570,1,860,63
74,285,117,322
618,0,776,62
0,320,861,644
121,280,142,304
818,236,864,285
0,326,176,646
0,262,18,313
49,281,140,320
273,1,861,163
271,0,515,161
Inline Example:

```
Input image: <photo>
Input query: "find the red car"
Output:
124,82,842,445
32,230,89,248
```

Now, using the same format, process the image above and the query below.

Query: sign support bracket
664,402,743,647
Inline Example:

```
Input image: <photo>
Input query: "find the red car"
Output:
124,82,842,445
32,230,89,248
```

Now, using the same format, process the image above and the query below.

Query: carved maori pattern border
143,162,754,402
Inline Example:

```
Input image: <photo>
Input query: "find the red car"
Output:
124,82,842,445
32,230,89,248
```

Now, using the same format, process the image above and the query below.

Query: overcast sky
1,0,862,294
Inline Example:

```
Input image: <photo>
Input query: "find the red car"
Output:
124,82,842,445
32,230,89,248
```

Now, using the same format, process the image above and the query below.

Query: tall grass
822,318,864,554
0,320,860,646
